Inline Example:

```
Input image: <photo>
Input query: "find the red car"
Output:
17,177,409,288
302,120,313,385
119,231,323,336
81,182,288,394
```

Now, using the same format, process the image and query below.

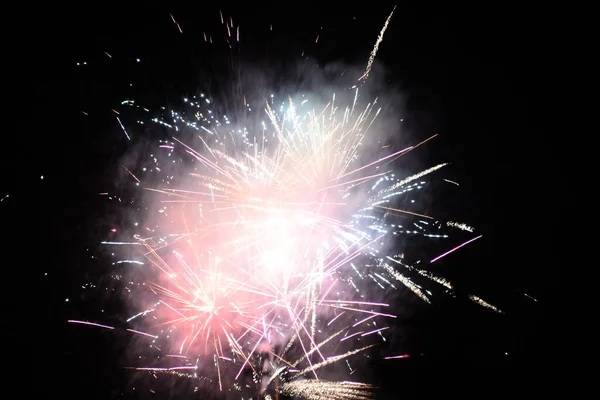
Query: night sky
7,3,560,399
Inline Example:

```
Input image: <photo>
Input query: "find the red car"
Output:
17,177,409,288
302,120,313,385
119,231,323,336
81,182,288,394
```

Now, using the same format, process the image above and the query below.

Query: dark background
5,2,560,399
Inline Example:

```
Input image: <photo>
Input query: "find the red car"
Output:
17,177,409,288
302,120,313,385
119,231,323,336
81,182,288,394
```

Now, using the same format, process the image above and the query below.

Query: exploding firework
67,7,509,400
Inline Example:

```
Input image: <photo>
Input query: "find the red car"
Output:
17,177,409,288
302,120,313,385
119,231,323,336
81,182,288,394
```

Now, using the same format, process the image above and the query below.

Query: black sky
5,3,561,399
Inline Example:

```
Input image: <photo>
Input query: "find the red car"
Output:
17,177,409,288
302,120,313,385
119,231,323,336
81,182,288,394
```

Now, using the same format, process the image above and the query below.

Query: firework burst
67,7,507,399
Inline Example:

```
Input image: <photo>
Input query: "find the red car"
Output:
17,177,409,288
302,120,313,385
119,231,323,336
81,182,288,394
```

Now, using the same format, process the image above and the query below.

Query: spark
170,13,183,33
374,206,434,220
283,380,375,400
122,165,140,183
447,221,475,232
359,6,396,81
115,260,144,265
524,293,538,302
101,241,140,245
126,329,158,338
430,235,483,263
469,295,503,313
116,116,130,140
382,163,447,194
383,354,410,359
360,326,389,337
294,345,376,378
380,262,430,303
68,320,115,330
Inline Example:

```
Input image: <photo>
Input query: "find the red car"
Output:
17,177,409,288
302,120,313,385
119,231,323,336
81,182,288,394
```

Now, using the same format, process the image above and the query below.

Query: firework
282,380,375,400
68,7,504,399
123,94,421,392
88,92,499,398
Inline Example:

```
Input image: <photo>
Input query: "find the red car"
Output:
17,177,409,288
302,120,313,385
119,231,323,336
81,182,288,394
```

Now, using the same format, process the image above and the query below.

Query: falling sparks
116,116,130,140
380,262,430,303
283,380,375,400
170,13,183,33
447,221,475,232
359,6,396,81
383,163,447,193
122,165,140,183
469,295,503,314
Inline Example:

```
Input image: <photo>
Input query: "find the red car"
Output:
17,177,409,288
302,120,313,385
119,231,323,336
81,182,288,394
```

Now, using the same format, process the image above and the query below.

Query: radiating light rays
115,96,409,395
81,100,503,395
65,9,509,400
